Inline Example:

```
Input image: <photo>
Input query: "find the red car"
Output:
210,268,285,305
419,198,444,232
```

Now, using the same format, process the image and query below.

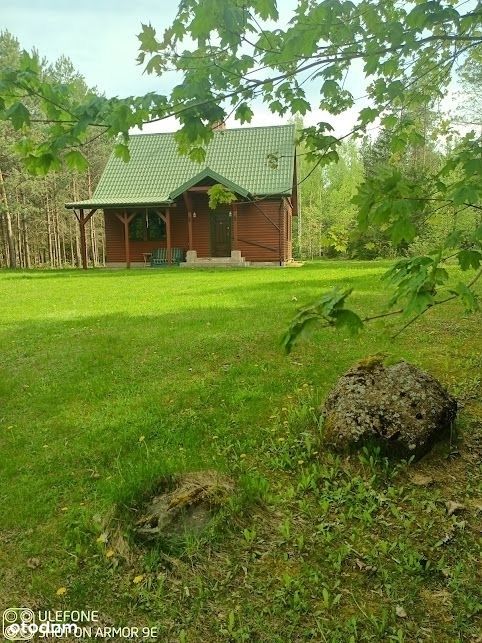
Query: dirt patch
133,470,234,541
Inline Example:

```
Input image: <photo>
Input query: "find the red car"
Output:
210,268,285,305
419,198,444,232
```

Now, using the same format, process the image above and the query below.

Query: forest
0,32,109,269
1,29,480,269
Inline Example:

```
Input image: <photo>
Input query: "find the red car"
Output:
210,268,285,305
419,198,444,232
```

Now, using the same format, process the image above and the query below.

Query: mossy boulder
322,358,457,459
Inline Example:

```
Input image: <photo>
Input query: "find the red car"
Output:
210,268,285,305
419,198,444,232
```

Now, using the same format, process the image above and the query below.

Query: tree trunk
45,180,54,267
0,168,17,268
52,174,62,267
0,208,8,266
72,176,82,267
22,196,31,269
69,218,75,266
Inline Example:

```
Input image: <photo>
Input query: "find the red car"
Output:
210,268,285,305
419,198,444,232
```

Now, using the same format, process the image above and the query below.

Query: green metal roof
66,124,296,209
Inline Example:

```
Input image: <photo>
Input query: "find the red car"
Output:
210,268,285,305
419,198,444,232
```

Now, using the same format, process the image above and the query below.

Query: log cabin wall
104,195,293,264
237,199,284,263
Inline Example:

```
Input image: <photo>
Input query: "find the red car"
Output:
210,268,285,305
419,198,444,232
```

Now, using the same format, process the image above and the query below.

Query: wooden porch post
183,192,193,251
232,203,238,251
188,211,193,250
79,209,87,269
75,208,97,269
166,207,172,264
124,213,130,269
114,211,135,268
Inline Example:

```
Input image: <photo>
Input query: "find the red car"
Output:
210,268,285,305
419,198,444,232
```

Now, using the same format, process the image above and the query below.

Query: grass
0,261,480,642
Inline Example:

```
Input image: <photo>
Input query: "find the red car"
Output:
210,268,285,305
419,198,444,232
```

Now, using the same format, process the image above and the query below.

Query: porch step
180,256,250,268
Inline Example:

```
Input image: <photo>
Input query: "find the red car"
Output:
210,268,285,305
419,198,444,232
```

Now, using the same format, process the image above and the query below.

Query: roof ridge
129,123,295,138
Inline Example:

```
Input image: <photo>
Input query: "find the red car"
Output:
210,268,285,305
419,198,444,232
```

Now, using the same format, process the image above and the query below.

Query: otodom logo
2,608,36,641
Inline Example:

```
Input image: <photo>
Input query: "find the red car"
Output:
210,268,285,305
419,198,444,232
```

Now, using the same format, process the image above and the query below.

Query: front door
210,211,231,257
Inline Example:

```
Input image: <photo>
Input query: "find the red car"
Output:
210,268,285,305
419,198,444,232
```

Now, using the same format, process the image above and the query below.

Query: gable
66,124,296,209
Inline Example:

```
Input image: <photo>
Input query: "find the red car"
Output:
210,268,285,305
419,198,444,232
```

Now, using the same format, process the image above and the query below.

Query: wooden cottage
66,124,298,268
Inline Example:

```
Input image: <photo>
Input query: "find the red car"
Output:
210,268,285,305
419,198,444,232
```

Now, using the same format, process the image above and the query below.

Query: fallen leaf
105,549,115,558
133,575,144,584
446,501,466,516
26,557,41,569
355,558,377,572
56,587,67,596
96,532,108,544
396,605,407,618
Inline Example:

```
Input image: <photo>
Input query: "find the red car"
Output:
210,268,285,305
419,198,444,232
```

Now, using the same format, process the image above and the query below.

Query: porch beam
84,208,97,224
187,186,211,193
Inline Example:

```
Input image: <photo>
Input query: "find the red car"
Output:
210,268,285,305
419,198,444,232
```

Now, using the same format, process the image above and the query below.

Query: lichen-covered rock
322,357,457,459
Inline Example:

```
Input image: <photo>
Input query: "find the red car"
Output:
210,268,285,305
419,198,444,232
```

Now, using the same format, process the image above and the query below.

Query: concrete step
195,257,245,263
180,256,250,268
180,261,249,268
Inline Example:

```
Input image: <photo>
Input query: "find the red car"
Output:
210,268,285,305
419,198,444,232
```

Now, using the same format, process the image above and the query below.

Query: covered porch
69,188,245,269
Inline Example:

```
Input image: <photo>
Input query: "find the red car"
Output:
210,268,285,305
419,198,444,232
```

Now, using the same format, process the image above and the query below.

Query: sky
2,0,367,135
1,1,465,137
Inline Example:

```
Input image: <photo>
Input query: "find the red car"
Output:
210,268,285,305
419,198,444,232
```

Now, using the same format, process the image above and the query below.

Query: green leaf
5,102,30,129
473,225,482,244
449,282,479,313
457,249,482,271
137,23,159,53
443,230,463,249
235,103,254,124
390,135,407,153
282,287,360,353
255,0,279,20
207,184,236,209
433,267,449,285
386,80,404,100
114,143,130,162
269,100,284,114
321,80,338,98
24,152,61,175
292,97,310,115
359,107,379,125
452,184,480,205
332,309,364,334
188,146,206,163
382,114,398,129
390,217,417,245
462,158,482,174
64,150,88,172
405,290,434,317
144,55,164,75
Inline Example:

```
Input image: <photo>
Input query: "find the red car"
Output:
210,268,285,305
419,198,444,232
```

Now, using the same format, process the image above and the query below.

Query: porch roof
65,124,295,209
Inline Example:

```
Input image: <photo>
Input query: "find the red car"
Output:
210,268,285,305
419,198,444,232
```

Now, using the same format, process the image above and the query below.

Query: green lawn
0,262,480,641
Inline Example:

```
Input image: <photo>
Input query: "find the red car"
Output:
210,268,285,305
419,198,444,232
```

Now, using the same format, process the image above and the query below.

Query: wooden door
210,211,231,257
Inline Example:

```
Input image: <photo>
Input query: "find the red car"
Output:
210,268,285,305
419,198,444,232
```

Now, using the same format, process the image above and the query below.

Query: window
129,210,166,241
